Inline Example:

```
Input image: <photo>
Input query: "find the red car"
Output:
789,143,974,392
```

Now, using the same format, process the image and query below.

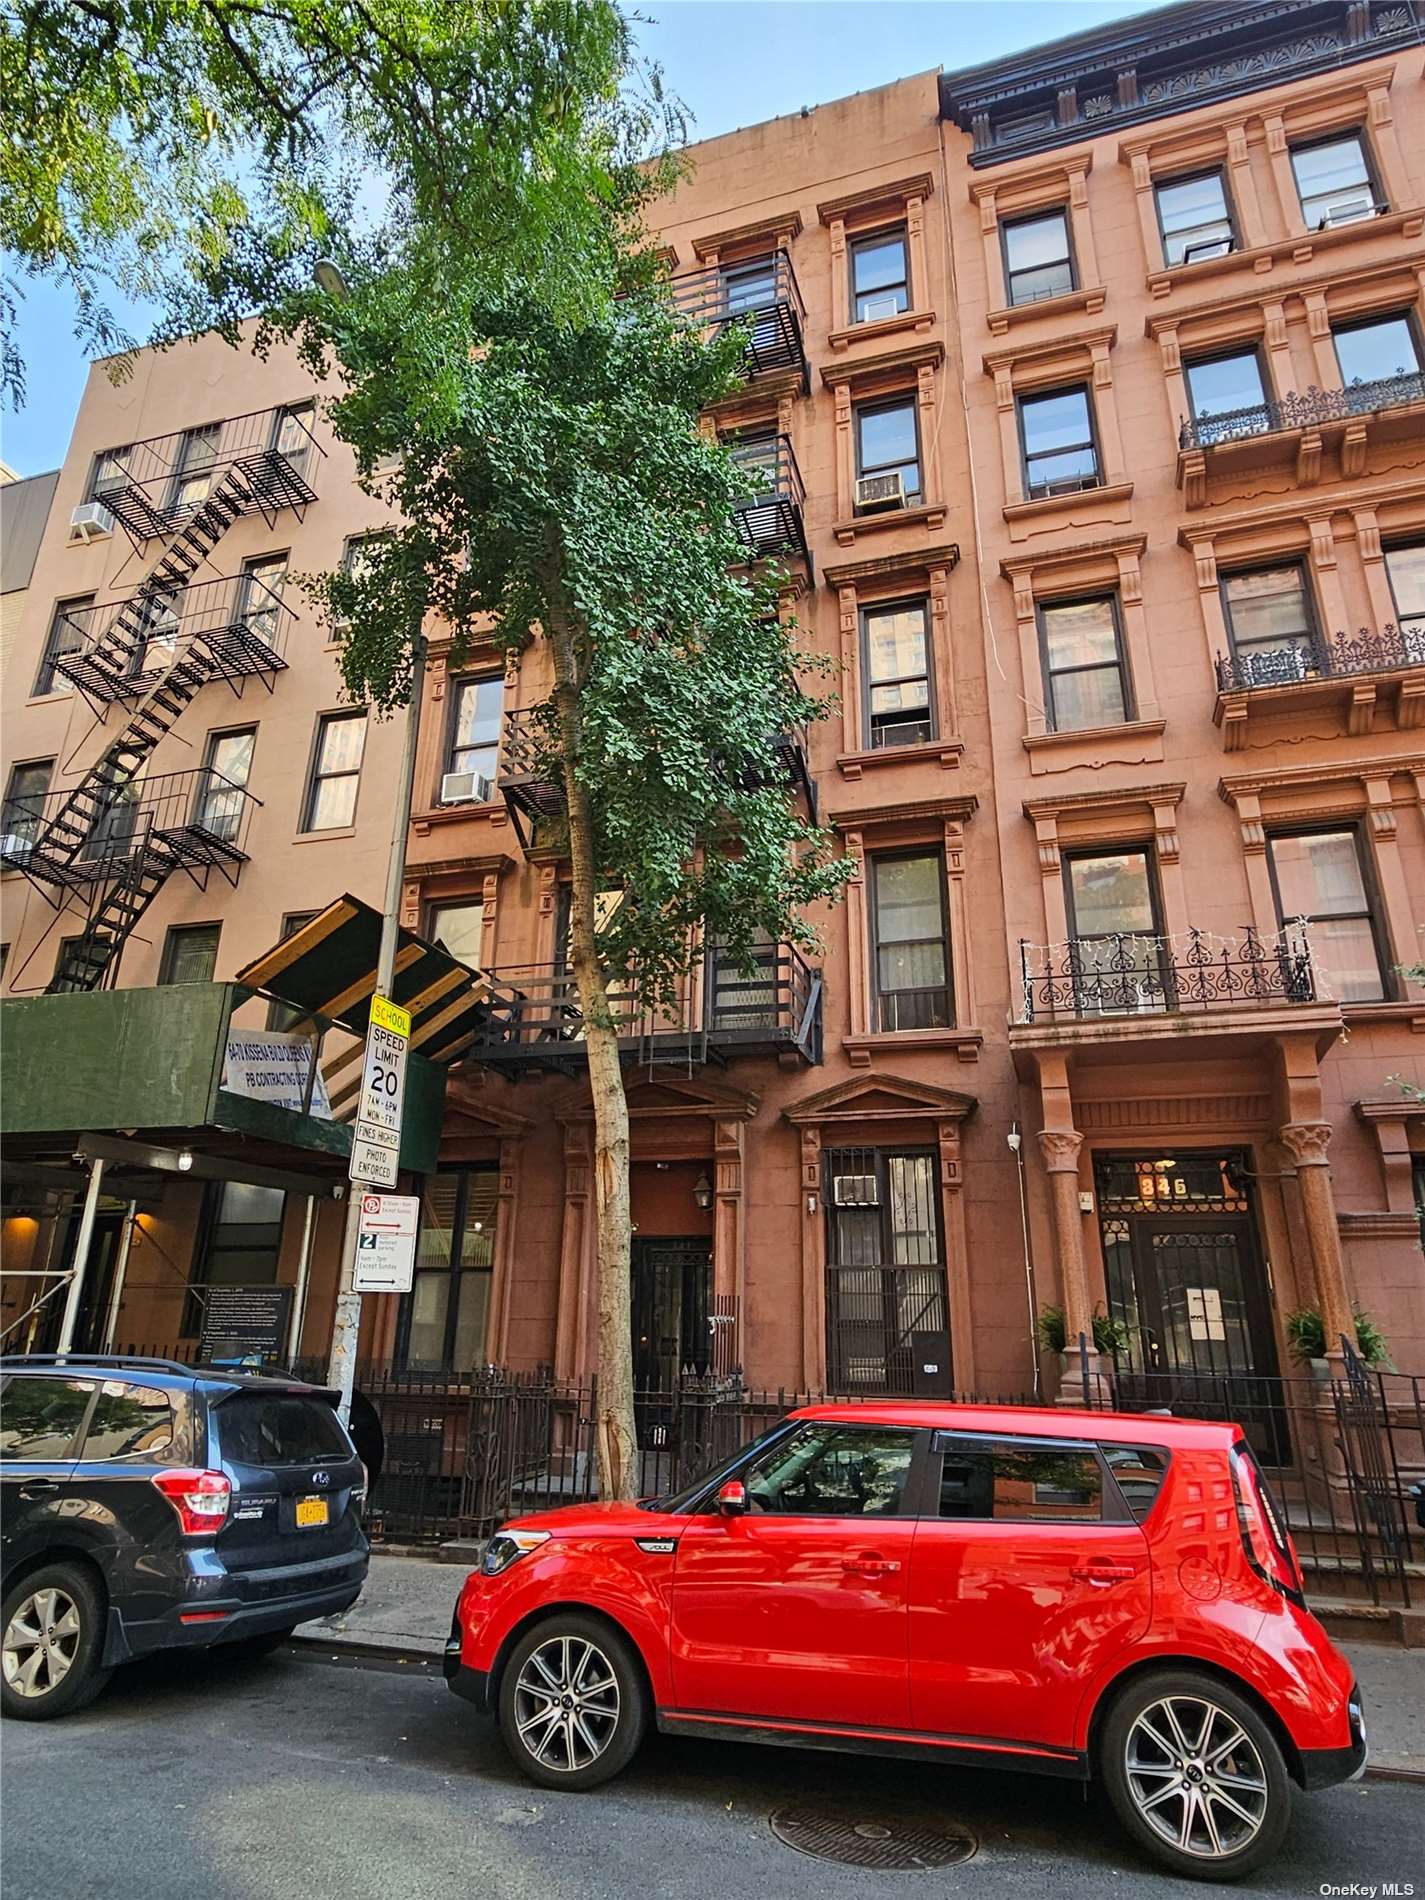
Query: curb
283,1634,1425,1784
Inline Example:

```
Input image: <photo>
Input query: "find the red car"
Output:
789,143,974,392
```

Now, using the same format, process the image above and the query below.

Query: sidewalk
299,1552,1424,1776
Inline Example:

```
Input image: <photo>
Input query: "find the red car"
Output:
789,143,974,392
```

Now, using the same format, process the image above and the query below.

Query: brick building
3,0,1423,1401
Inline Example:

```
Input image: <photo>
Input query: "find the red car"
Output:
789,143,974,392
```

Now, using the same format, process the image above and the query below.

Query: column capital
1038,1128,1084,1173
1279,1120,1332,1167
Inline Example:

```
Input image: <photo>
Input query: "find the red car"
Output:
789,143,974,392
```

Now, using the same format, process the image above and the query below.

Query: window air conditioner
440,770,493,807
1319,199,1376,229
859,294,903,323
68,502,115,545
833,1173,880,1207
854,472,905,514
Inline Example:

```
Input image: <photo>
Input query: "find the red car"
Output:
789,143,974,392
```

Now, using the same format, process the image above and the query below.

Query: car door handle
842,1555,900,1577
18,1479,60,1499
1070,1562,1138,1585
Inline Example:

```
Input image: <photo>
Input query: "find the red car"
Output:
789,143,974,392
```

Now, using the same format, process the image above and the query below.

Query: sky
0,0,1170,478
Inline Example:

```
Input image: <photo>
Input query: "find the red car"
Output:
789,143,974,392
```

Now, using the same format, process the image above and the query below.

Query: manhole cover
769,1803,978,1871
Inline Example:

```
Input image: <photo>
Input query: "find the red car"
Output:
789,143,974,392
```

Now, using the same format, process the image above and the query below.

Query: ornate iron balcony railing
1017,925,1316,1025
1215,621,1425,693
1180,370,1425,452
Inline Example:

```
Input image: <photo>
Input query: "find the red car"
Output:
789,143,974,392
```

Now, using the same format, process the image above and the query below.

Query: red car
445,1402,1365,1880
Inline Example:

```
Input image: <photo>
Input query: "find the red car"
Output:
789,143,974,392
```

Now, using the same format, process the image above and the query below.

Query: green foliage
1036,1306,1131,1358
1284,1306,1394,1367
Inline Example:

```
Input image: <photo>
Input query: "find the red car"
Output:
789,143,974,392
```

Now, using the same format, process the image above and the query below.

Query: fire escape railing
53,574,294,710
670,253,808,390
728,433,811,571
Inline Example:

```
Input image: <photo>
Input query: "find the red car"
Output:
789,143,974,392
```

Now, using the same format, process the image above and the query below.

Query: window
159,923,221,986
90,447,132,504
720,257,776,315
1266,829,1386,1003
196,727,255,841
855,396,921,508
51,935,88,994
216,1392,351,1465
1332,312,1422,407
937,1438,1103,1522
870,852,951,1031
0,1377,93,1460
81,1385,175,1461
1039,596,1130,731
35,597,89,695
862,598,933,749
187,1182,287,1334
130,584,182,676
1184,349,1268,437
741,1422,918,1516
1002,209,1074,306
824,1146,947,1394
1385,542,1425,654
429,901,484,969
1101,1444,1171,1524
304,710,367,830
3,759,53,861
272,401,316,481
169,421,220,514
238,553,289,646
850,227,910,322
336,534,391,628
445,676,503,794
1018,385,1099,496
1064,849,1166,1013
1221,565,1318,682
267,911,318,1030
1290,132,1379,229
400,1168,496,1370
1154,170,1235,266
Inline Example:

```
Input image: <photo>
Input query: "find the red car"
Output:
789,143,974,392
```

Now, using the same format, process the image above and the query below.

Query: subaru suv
446,1402,1365,1880
1,1354,368,1719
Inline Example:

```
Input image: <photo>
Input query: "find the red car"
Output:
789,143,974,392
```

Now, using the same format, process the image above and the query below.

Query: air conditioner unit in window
68,502,115,545
854,472,905,514
833,1173,880,1207
1319,199,1378,228
440,770,493,807
859,294,903,323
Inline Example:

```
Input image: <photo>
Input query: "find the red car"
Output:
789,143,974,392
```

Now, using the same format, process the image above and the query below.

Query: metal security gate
823,1146,951,1396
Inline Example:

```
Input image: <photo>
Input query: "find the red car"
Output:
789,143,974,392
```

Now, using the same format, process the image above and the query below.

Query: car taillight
1231,1442,1304,1604
152,1468,232,1536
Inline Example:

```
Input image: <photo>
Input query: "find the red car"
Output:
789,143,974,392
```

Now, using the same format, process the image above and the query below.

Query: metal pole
101,1201,139,1349
327,638,426,1421
57,1156,106,1353
286,1193,318,1364
1009,1126,1041,1403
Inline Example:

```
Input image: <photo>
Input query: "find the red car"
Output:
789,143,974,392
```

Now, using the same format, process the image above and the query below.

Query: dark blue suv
1,1354,369,1719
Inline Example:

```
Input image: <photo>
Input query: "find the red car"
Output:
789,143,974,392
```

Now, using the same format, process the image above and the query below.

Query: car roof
789,1400,1239,1448
0,1355,338,1402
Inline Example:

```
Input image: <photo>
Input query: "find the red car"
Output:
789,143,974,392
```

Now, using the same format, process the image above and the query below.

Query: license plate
295,1496,329,1529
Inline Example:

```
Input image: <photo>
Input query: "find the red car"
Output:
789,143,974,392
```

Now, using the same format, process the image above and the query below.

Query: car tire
497,1614,648,1791
1,1562,111,1722
1099,1668,1293,1880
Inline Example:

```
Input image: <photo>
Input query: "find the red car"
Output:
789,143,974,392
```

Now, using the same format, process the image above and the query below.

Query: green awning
234,893,490,1066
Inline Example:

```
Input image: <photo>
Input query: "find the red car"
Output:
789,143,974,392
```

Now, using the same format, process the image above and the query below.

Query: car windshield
642,1420,796,1513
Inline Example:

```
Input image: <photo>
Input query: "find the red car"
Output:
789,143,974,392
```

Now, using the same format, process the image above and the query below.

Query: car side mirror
715,1479,748,1516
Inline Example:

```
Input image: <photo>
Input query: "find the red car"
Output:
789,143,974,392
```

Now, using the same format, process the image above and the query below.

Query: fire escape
2,406,322,993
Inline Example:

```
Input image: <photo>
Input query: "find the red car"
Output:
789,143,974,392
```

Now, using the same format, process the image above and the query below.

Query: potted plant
1036,1305,1130,1360
1284,1307,1394,1380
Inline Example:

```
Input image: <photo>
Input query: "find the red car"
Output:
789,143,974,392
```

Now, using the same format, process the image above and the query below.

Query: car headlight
481,1528,551,1577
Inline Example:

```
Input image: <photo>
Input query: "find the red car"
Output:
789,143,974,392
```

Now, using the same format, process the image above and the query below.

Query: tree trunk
545,593,638,1502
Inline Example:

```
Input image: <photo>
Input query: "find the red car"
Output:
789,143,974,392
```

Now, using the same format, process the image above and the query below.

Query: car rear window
83,1382,176,1461
215,1392,353,1466
1101,1443,1171,1522
0,1377,93,1460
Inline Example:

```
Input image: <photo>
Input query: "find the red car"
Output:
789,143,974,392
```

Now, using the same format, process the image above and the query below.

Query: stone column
1037,1126,1100,1387
1279,1120,1355,1359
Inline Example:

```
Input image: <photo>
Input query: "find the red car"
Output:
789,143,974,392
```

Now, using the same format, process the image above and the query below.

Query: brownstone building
4,0,1423,1403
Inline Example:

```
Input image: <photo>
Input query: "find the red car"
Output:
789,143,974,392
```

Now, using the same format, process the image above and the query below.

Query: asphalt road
3,1646,1422,1900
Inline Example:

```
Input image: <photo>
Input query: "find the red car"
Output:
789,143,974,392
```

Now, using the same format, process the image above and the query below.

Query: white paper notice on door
1186,1285,1227,1343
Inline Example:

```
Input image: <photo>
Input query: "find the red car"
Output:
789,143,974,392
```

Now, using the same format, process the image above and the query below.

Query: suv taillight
152,1468,232,1536
1231,1442,1304,1604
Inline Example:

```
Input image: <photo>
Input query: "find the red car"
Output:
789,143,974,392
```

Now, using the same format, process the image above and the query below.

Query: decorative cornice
783,1070,978,1125
1336,1210,1424,1237
983,324,1117,378
1023,781,1185,823
1144,253,1425,338
829,793,979,830
940,0,1415,169
820,341,945,389
816,173,935,225
691,209,803,260
822,543,961,590
1000,530,1147,580
1355,1095,1425,1123
1219,755,1425,801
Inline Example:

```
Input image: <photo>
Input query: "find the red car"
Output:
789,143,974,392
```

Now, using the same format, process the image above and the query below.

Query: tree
6,0,852,1498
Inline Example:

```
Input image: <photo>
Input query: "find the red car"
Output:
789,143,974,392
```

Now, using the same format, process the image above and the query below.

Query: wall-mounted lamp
692,1171,713,1212
176,1149,194,1173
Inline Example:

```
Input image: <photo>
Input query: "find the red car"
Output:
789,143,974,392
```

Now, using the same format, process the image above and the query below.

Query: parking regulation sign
354,1192,420,1293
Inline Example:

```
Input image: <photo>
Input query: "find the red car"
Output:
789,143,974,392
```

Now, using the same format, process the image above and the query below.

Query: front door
669,1419,922,1728
631,1239,711,1392
34,1213,125,1354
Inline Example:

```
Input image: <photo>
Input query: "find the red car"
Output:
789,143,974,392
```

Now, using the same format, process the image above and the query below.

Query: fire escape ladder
46,836,186,994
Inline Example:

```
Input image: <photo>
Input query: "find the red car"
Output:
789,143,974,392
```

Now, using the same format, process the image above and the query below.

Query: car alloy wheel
512,1633,622,1774
1123,1692,1270,1860
3,1587,82,1702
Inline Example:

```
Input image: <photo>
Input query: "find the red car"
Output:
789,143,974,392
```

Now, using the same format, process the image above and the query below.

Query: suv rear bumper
103,1548,369,1665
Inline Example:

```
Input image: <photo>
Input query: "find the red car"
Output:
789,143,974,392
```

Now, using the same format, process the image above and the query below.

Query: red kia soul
445,1403,1365,1880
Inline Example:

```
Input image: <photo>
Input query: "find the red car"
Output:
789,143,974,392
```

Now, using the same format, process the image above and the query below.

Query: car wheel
497,1614,647,1791
1099,1669,1293,1880
1,1563,111,1722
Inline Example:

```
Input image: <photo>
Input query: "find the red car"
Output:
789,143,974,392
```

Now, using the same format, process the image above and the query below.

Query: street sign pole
327,637,425,1422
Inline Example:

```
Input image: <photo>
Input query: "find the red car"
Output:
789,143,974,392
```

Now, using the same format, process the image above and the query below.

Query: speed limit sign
349,995,409,1187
